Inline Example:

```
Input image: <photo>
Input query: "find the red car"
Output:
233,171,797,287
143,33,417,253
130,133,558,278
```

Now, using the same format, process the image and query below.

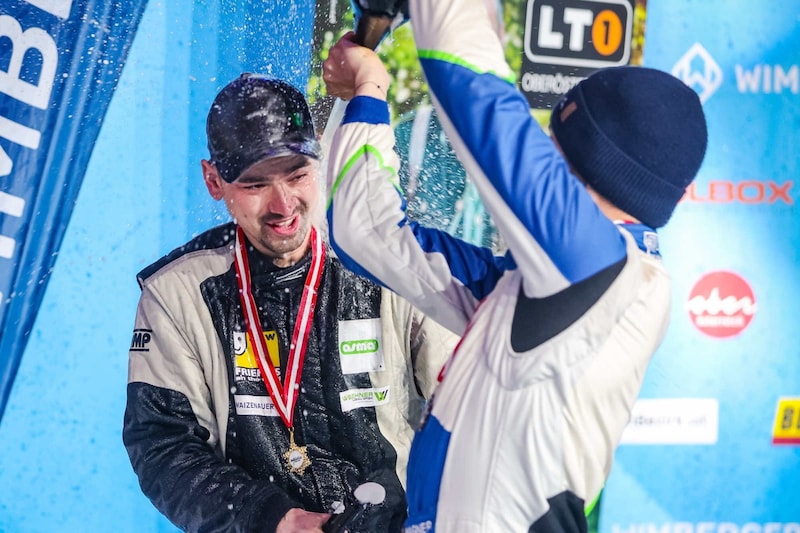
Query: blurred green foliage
307,0,527,123
308,0,645,129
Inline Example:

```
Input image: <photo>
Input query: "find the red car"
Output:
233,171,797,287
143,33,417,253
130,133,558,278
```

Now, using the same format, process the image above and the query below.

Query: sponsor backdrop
0,0,148,420
599,0,800,531
519,0,646,109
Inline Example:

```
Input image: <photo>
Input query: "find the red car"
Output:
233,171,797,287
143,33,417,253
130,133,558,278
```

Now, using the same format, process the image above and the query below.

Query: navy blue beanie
550,66,707,228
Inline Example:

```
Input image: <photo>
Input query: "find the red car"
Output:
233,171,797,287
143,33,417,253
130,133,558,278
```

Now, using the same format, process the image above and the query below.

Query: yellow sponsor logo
235,330,280,369
772,397,800,445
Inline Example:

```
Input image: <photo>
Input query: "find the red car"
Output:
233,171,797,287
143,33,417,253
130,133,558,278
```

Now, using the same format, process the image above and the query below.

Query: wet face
203,154,320,267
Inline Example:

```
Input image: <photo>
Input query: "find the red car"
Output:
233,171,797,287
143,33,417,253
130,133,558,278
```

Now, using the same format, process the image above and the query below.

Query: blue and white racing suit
326,0,672,530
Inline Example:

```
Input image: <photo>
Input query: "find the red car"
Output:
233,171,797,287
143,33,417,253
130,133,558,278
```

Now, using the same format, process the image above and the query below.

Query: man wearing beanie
122,73,457,533
323,0,707,531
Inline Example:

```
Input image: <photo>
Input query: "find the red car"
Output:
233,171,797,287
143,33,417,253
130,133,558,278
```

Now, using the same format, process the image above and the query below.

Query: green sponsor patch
340,339,379,355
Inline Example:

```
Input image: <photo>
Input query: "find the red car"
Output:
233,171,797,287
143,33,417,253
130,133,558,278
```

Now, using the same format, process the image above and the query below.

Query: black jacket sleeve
123,382,299,533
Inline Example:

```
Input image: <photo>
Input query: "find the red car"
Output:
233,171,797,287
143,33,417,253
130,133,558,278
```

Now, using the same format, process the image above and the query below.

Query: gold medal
283,428,311,475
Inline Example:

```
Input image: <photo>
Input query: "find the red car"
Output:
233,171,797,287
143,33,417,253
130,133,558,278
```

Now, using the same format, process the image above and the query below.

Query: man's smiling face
203,153,320,267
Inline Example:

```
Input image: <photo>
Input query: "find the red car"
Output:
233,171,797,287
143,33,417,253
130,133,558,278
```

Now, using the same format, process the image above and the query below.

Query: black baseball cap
206,73,321,183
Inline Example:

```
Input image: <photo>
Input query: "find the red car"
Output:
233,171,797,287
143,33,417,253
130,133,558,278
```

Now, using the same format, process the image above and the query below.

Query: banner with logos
0,0,148,421
519,0,647,110
600,0,800,530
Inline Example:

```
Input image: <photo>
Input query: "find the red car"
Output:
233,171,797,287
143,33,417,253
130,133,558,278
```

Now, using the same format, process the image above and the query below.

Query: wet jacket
123,222,456,533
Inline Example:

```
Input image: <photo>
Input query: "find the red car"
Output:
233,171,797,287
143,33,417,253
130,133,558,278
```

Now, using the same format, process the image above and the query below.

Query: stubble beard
257,209,313,265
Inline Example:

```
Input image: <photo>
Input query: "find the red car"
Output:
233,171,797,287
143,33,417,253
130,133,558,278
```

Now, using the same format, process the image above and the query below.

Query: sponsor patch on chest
338,318,384,374
233,330,282,382
339,386,391,412
233,394,279,417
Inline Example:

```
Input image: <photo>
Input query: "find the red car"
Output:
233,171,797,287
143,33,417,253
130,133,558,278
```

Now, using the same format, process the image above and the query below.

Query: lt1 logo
524,0,632,68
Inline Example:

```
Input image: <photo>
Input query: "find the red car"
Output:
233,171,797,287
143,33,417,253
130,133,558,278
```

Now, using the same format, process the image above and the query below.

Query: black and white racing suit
123,221,457,533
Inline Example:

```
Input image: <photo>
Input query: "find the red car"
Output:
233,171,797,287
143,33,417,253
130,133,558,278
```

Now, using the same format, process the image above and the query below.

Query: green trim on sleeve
585,488,603,533
326,144,400,211
417,49,517,85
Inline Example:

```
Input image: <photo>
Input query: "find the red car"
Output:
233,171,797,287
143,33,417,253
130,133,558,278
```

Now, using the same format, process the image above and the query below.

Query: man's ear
201,160,225,200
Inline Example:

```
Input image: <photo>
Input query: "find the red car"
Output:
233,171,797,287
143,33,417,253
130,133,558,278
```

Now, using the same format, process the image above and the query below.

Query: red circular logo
686,271,757,338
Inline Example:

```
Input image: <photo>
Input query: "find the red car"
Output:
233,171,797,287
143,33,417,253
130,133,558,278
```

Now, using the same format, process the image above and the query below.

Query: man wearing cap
322,0,708,530
122,74,457,533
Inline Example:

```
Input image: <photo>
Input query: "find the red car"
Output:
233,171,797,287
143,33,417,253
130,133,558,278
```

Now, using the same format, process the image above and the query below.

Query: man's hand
276,508,331,533
322,32,391,101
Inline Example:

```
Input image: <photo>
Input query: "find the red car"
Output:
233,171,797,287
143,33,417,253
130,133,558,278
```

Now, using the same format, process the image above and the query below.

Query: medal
234,225,325,475
283,428,311,475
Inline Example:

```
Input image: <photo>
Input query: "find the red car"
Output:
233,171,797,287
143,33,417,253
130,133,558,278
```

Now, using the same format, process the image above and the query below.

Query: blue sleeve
327,96,508,334
410,2,628,298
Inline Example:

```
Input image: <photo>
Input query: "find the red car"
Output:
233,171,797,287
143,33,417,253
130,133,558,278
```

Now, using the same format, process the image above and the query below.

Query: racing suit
122,221,457,533
325,0,672,531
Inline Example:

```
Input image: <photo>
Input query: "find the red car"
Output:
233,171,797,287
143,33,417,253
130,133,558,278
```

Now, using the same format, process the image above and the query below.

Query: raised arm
323,33,506,335
407,0,628,298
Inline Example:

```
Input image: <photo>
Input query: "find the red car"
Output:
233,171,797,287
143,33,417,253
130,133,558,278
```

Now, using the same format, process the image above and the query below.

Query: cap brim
216,140,321,183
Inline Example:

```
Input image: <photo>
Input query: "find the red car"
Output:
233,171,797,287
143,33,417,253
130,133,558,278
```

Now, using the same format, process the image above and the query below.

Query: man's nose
266,183,295,215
